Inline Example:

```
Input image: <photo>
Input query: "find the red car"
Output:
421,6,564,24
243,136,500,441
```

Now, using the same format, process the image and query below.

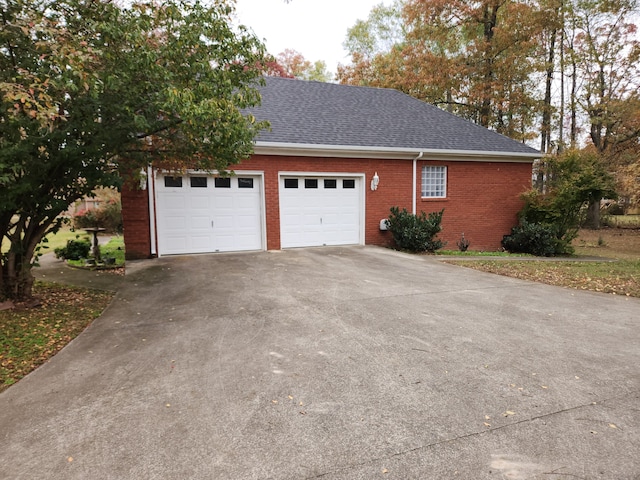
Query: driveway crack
304,390,638,479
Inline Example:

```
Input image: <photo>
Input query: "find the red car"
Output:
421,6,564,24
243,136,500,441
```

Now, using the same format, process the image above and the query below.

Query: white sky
234,0,391,77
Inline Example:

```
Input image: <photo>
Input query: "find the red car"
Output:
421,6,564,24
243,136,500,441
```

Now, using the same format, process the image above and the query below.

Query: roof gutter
253,141,541,162
412,151,423,215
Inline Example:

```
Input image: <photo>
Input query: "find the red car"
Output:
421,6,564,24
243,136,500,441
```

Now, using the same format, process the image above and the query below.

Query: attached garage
121,77,540,260
155,173,264,255
279,174,364,248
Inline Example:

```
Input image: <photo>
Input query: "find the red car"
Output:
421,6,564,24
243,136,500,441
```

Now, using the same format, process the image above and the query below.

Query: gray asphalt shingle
249,77,540,156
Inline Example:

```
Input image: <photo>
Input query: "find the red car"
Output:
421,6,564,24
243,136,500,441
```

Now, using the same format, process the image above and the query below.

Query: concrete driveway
1,246,639,479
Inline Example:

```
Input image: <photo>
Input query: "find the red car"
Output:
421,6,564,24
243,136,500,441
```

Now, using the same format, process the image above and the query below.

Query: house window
305,178,318,189
238,178,254,188
164,176,183,188
284,178,298,188
214,177,231,188
421,166,447,198
190,177,207,188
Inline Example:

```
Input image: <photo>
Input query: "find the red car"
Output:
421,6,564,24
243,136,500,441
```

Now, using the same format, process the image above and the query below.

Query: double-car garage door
279,176,362,248
155,173,362,255
156,174,263,255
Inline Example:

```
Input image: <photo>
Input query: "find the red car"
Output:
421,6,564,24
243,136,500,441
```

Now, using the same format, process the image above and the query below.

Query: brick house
121,77,540,259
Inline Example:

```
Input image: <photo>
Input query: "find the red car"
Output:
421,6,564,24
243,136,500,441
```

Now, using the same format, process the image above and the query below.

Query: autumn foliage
339,0,640,212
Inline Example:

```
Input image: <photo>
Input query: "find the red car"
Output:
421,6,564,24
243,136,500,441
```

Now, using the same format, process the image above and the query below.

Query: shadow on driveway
2,246,639,479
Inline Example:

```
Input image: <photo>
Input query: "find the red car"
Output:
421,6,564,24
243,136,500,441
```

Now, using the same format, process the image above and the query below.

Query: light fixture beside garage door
370,172,379,191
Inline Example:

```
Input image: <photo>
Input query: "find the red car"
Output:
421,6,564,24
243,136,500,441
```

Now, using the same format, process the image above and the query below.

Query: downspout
147,165,157,256
412,151,424,215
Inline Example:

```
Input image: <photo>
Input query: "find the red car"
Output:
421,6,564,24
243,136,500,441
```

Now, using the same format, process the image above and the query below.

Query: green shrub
386,207,445,253
54,239,91,260
502,220,575,256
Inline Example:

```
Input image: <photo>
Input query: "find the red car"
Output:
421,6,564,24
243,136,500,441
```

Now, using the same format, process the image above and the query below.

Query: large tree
567,0,640,225
0,0,268,301
275,49,332,82
339,0,544,142
337,1,407,89
339,0,640,217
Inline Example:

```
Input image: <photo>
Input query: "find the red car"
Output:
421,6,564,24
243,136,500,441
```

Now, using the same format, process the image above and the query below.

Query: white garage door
279,176,362,248
156,174,263,255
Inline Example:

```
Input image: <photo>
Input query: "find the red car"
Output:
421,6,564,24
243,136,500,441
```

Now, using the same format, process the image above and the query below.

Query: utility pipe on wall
412,151,424,215
148,165,157,256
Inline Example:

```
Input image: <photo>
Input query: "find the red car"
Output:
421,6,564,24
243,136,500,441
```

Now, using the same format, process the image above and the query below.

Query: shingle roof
249,77,540,157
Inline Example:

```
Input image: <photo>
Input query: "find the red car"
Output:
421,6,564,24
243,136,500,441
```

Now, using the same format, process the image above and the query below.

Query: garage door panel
162,194,186,209
164,215,187,230
280,176,362,248
156,174,263,255
236,195,259,209
237,214,259,228
190,235,213,250
213,215,234,228
163,236,187,252
190,215,211,230
214,234,236,250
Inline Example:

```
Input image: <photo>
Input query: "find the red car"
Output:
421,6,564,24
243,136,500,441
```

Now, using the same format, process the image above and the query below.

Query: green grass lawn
40,226,91,252
604,215,640,228
2,224,90,255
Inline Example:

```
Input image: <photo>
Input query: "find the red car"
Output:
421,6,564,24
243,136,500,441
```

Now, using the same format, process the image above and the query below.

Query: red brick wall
236,155,532,251
416,160,532,251
233,155,414,250
121,181,153,260
121,155,533,255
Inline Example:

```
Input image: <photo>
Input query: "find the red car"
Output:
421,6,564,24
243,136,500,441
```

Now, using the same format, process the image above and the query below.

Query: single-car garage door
279,175,363,248
156,174,263,255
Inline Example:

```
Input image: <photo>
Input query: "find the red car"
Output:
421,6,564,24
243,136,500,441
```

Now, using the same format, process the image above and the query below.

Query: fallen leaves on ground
446,260,640,298
444,229,640,297
0,282,113,391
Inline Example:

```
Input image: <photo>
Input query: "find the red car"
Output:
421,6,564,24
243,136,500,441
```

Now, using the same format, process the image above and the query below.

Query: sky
233,0,391,77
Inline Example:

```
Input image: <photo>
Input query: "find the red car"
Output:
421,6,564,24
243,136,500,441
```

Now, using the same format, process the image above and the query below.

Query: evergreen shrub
386,207,445,253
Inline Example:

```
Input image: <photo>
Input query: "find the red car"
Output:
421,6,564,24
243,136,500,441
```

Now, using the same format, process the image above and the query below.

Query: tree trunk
570,56,578,147
558,10,565,153
1,245,36,301
584,199,601,229
541,27,556,155
1,217,52,301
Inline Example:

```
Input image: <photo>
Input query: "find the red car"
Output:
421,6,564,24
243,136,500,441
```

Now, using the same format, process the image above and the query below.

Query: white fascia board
253,141,540,163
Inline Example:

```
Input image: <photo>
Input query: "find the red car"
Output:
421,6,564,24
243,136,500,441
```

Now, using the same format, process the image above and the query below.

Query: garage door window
343,179,355,189
190,177,207,188
238,178,254,188
284,178,298,188
215,178,231,188
305,179,318,189
164,176,183,188
324,179,337,189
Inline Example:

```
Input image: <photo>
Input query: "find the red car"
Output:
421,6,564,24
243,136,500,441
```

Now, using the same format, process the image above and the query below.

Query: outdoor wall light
139,169,148,190
371,172,380,191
